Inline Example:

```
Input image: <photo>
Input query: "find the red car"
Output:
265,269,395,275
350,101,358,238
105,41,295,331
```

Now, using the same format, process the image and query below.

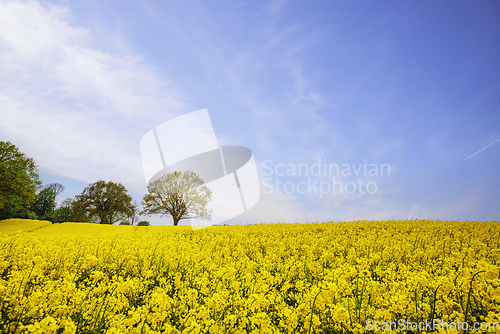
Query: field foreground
0,219,499,333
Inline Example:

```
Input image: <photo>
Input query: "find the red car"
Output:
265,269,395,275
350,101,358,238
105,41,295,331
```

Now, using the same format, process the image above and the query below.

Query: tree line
0,141,212,225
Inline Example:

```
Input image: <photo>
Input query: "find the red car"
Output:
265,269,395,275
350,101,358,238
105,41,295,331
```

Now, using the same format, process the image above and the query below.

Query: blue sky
1,0,499,224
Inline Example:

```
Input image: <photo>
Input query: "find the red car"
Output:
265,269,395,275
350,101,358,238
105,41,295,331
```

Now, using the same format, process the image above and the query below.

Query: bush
26,211,38,220
119,221,131,225
42,212,58,224
137,220,149,226
53,198,92,223
0,200,37,220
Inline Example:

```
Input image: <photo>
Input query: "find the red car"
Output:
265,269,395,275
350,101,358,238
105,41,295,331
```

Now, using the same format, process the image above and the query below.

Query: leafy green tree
53,199,73,223
0,141,41,211
0,200,37,220
30,188,56,219
141,171,212,226
52,198,89,223
109,200,138,225
73,180,136,224
112,211,129,225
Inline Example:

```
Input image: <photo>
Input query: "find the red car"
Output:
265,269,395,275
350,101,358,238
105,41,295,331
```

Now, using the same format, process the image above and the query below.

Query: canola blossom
0,218,499,333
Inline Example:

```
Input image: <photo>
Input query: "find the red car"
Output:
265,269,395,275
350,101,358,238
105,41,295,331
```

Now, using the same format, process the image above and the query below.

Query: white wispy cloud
0,0,187,193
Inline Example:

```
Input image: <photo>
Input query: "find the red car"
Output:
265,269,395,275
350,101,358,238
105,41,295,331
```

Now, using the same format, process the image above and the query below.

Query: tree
0,200,37,220
30,188,56,219
128,199,139,225
45,183,65,197
72,180,136,224
0,141,41,210
53,198,74,223
53,198,91,223
141,171,212,226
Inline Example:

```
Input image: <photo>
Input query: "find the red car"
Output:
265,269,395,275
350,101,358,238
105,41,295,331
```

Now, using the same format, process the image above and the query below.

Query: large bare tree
45,183,65,197
141,171,212,226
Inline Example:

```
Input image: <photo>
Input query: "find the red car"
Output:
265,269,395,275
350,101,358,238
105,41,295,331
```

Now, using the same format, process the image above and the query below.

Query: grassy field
0,219,499,333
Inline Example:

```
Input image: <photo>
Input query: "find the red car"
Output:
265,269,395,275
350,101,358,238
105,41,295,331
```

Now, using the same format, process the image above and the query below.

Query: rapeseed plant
0,218,499,333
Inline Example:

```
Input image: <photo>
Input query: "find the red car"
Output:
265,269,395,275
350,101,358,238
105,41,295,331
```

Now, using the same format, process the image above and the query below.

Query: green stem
308,290,322,334
465,270,485,325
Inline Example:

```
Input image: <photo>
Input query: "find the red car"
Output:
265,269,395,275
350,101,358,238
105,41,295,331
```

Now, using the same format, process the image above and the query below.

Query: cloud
0,0,186,193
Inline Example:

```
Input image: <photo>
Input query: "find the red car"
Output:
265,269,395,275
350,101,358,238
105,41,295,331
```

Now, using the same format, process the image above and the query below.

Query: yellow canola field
0,219,499,333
